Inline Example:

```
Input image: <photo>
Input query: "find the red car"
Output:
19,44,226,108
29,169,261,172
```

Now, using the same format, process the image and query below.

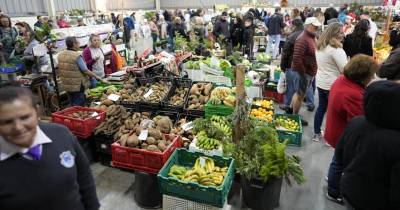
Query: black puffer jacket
336,80,400,210
378,47,400,81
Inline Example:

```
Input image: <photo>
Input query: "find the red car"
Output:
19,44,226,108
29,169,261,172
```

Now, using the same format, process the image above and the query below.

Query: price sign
107,94,120,102
143,89,154,98
181,121,193,131
199,156,206,168
138,130,148,141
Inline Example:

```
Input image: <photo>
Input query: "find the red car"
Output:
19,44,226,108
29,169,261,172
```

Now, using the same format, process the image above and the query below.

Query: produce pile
275,116,301,132
65,110,96,120
168,157,228,187
87,85,119,100
171,117,195,148
187,82,213,110
252,99,274,110
94,105,129,136
115,112,175,152
208,87,236,107
139,81,170,103
250,107,274,123
185,57,231,70
192,116,233,154
168,87,189,106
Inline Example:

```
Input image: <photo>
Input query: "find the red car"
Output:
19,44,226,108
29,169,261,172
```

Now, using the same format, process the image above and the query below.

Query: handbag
277,71,287,94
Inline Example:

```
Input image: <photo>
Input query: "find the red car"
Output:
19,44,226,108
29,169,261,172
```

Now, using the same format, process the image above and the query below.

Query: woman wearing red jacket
324,54,378,204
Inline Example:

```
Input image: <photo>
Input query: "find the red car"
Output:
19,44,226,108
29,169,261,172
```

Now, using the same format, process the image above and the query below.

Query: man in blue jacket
266,7,286,60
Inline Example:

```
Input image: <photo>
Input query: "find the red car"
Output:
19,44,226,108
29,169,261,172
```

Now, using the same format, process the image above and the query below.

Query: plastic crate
111,135,182,174
182,63,205,81
274,114,303,147
263,90,284,104
200,63,224,76
251,97,275,110
204,102,234,119
93,134,115,155
163,194,229,210
162,78,192,112
158,149,235,208
0,64,24,73
52,106,106,139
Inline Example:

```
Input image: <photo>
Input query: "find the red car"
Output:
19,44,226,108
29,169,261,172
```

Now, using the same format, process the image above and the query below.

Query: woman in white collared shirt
0,85,100,210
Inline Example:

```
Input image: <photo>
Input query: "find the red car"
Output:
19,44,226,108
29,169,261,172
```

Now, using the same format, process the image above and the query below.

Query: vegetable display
169,87,189,106
187,82,213,110
275,116,300,132
171,117,195,148
168,157,228,187
115,113,174,152
94,105,129,136
252,99,274,110
65,110,96,120
195,131,221,150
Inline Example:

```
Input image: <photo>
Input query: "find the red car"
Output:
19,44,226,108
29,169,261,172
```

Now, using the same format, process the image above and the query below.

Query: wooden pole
234,64,246,145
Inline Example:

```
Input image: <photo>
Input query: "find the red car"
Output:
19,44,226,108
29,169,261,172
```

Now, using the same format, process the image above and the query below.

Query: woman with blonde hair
313,22,348,143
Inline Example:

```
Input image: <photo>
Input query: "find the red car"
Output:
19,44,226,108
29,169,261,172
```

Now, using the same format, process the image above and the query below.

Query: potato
102,99,114,106
146,136,157,145
147,145,160,152
148,128,163,140
126,134,139,147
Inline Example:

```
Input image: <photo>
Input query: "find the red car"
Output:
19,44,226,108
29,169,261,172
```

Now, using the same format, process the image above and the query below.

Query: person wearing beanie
335,80,400,210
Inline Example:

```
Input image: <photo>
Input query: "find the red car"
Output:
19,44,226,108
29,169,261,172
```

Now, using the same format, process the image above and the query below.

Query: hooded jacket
335,80,400,210
378,47,400,81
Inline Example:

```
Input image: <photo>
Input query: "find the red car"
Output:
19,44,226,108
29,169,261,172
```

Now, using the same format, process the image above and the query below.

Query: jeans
306,79,315,108
284,69,296,107
266,34,281,59
327,154,343,198
90,78,97,88
314,88,329,134
151,33,158,53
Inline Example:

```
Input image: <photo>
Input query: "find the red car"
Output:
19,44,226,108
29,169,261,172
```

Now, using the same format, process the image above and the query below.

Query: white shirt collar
0,126,52,161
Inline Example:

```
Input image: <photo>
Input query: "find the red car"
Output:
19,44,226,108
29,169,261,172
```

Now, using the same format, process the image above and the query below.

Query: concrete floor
91,102,346,210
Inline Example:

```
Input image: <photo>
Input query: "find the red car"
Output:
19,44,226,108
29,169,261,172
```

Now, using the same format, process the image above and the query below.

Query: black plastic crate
93,134,115,155
162,78,192,112
137,77,173,110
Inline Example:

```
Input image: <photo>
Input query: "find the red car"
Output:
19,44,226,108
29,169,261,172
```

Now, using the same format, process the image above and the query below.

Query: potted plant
234,123,305,210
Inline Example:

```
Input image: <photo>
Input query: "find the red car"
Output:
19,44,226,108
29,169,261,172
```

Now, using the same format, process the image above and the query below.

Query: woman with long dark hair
343,19,373,58
230,15,244,49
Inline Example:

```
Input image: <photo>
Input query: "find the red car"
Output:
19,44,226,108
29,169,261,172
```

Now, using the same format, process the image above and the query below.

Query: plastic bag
277,72,286,94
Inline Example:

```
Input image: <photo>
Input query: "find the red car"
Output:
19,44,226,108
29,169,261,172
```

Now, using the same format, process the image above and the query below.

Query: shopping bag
277,71,286,94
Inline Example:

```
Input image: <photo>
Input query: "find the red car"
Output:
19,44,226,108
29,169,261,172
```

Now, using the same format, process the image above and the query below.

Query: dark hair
0,85,37,108
37,16,42,20
275,7,281,13
0,15,12,28
343,54,378,85
350,19,370,46
15,22,33,32
66,36,77,49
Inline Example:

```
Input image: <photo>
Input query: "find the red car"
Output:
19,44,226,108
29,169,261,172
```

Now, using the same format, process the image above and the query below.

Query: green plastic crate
274,114,303,147
157,149,235,208
204,102,234,119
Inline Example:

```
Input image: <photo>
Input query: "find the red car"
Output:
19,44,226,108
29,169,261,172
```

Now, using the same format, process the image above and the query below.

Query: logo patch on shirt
59,151,75,168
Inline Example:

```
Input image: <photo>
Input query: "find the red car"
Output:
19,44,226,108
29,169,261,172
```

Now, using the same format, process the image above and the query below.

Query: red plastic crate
51,106,106,139
111,135,182,174
263,90,284,104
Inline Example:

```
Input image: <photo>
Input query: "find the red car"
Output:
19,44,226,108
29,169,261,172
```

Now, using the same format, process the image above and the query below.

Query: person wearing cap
335,80,400,210
265,7,286,60
213,11,232,55
0,86,100,210
285,17,321,126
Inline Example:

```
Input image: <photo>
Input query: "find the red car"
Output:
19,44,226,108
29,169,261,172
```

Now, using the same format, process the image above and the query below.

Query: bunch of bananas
196,131,221,150
209,87,236,107
168,157,228,187
210,115,232,137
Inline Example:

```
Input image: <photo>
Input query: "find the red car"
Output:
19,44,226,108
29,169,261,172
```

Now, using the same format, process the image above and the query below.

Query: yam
148,128,163,140
158,141,167,152
102,99,114,106
203,83,213,96
126,134,139,147
147,145,160,152
146,136,157,145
